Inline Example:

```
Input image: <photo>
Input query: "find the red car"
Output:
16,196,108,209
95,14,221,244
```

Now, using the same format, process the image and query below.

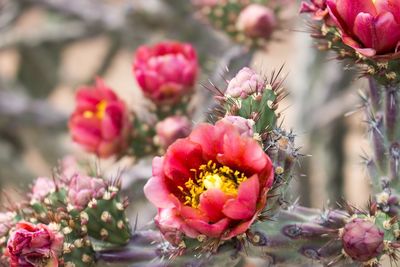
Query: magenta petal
353,12,400,55
335,0,376,29
185,218,230,238
222,175,260,220
144,176,174,209
224,218,254,240
199,189,230,223
163,139,204,185
144,157,175,208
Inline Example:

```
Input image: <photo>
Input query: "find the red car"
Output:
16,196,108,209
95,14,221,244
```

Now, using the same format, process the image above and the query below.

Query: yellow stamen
83,100,108,119
180,160,247,208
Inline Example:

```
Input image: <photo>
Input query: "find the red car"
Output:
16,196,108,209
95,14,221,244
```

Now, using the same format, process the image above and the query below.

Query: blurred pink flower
69,78,131,158
236,4,277,39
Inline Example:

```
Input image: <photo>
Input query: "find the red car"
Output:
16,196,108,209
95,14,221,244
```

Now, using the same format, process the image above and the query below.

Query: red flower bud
133,41,198,104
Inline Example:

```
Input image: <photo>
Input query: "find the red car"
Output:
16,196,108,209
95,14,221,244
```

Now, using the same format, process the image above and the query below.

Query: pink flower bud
236,4,277,39
133,41,198,104
225,67,265,98
6,222,63,267
342,218,384,262
155,116,192,149
69,78,132,158
220,116,254,137
67,174,106,210
31,177,56,201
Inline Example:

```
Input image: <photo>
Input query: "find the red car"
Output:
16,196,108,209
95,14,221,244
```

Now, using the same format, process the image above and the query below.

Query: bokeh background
0,0,370,228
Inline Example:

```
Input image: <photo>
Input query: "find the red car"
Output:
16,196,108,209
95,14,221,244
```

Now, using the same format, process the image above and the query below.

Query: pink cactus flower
236,4,277,39
155,116,192,149
133,41,198,104
31,177,56,201
144,120,274,242
326,0,400,58
69,78,131,158
67,174,106,210
6,222,64,267
220,116,254,138
225,67,265,98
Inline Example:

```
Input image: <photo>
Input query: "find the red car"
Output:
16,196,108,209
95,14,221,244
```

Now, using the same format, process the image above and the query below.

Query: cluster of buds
0,166,131,266
301,0,400,85
193,0,288,48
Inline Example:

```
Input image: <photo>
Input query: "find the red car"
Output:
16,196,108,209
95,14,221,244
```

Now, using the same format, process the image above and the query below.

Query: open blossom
6,222,63,267
144,120,274,242
69,78,131,158
236,4,277,39
327,0,400,58
31,177,56,201
155,116,192,149
225,67,265,98
300,0,329,21
68,174,106,210
133,41,198,104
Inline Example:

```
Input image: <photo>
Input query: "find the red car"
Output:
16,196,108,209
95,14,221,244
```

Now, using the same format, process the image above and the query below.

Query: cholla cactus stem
385,86,399,143
368,77,382,112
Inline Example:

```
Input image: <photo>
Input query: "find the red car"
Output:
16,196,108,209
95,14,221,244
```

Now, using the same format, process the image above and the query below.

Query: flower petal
199,189,231,223
144,157,175,208
354,12,400,54
163,139,204,186
222,175,260,220
185,218,230,238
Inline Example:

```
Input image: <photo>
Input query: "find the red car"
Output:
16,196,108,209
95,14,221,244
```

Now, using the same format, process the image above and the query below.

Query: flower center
83,100,108,119
180,160,247,208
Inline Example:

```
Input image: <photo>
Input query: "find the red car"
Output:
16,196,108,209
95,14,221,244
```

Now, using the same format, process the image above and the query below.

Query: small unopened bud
342,218,384,262
236,4,277,39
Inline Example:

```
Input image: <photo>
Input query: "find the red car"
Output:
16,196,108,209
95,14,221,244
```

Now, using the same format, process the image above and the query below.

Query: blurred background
0,0,371,227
